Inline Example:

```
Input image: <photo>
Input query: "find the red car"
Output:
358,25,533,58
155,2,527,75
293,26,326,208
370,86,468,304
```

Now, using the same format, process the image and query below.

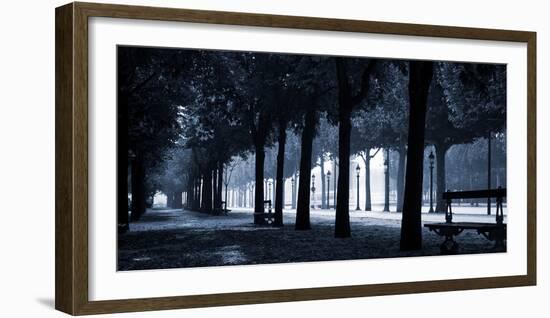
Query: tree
380,63,409,212
223,159,237,208
267,55,304,226
383,148,391,212
284,132,302,209
314,118,339,209
227,155,256,208
294,57,336,230
178,51,252,213
334,58,377,238
146,147,191,209
427,62,506,211
295,106,317,229
352,107,383,211
400,60,434,251
230,53,278,223
353,61,408,212
118,47,189,222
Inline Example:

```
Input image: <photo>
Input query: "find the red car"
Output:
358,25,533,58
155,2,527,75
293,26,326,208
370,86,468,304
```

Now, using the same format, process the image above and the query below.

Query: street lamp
487,131,492,215
327,170,331,210
311,174,316,209
355,164,361,211
429,151,435,213
383,156,390,212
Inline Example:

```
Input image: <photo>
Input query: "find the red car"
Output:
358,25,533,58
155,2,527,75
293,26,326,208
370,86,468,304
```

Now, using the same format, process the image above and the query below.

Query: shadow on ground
36,298,55,309
117,209,504,271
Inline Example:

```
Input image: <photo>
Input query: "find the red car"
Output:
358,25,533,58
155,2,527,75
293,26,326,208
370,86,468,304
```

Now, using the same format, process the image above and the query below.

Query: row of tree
217,133,506,212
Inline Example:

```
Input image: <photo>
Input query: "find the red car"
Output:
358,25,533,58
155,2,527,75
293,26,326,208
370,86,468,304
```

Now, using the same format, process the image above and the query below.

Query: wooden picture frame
55,2,536,315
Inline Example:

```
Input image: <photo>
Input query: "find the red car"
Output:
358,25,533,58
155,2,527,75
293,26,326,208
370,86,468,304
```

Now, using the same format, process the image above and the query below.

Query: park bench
221,200,231,215
253,200,275,225
212,201,231,215
424,188,507,254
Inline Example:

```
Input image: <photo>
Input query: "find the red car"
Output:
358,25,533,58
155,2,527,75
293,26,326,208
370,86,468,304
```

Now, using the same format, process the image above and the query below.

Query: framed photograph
55,2,536,315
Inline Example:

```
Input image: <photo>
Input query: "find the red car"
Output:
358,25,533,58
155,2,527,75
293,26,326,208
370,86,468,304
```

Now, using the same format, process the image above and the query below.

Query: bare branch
370,148,381,159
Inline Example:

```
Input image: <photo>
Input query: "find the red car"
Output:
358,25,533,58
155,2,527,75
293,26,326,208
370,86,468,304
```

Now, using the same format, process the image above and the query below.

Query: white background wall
0,0,547,317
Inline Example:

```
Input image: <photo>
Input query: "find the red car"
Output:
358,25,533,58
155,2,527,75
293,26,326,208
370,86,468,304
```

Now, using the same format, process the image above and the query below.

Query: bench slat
442,188,506,200
425,222,506,230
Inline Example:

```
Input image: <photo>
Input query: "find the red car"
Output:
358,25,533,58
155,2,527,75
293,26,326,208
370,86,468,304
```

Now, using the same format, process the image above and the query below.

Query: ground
117,206,506,271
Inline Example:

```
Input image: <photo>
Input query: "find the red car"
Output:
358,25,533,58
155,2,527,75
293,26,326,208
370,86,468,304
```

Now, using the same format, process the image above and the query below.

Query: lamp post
311,174,316,209
487,131,492,215
383,155,390,212
355,164,361,211
327,170,331,209
429,151,435,213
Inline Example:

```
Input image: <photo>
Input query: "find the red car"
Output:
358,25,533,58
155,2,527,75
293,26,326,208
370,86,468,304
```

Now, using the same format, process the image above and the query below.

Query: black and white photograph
116,46,507,271
1,0,545,316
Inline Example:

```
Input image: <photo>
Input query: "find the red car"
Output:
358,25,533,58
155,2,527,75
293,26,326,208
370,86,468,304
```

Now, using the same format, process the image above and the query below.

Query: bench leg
492,228,506,251
440,234,459,255
478,227,506,251
431,227,462,255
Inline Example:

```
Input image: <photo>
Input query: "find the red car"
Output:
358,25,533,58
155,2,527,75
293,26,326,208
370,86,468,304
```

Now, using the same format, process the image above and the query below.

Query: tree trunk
434,142,448,212
245,185,249,207
364,150,372,211
195,177,201,211
238,188,241,208
335,58,352,238
186,187,191,209
272,179,276,205
282,180,285,210
335,108,352,237
274,121,287,226
130,156,146,221
117,111,129,232
295,108,316,230
400,60,434,251
216,162,223,210
192,178,196,209
291,172,297,209
201,169,213,213
174,191,182,209
396,142,406,212
186,172,194,210
254,137,266,224
192,178,198,210
250,185,254,209
166,192,173,208
244,186,246,208
333,159,337,208
212,169,218,210
184,191,189,209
